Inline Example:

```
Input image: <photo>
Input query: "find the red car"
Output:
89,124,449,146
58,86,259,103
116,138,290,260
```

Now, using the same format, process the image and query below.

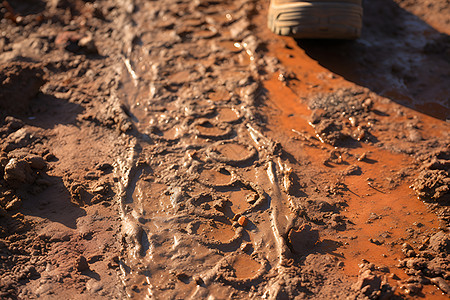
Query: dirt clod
3,158,35,188
0,62,45,116
75,255,89,272
430,277,450,294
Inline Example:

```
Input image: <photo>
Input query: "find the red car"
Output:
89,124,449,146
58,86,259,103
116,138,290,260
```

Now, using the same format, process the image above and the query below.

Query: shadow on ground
20,176,86,229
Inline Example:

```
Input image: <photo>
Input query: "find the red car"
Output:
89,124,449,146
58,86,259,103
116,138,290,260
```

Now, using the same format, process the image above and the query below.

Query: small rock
246,193,258,203
76,256,89,272
107,256,119,269
238,216,248,227
240,242,252,252
430,277,450,294
232,213,241,221
367,213,381,223
388,273,400,280
357,152,368,162
362,98,373,110
407,129,422,142
92,185,105,194
78,36,98,54
288,224,319,255
377,265,390,273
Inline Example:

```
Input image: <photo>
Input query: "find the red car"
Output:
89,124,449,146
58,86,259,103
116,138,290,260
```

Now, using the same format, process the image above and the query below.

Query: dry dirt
0,0,449,299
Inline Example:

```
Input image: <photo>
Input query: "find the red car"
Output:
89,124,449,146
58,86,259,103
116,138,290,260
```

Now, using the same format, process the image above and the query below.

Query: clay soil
0,0,449,299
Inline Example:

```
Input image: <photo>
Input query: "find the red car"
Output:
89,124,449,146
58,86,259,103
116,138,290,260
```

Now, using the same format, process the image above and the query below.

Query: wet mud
0,0,449,299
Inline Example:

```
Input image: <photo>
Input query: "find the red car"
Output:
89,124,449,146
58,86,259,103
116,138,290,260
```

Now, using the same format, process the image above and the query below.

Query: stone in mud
288,224,319,256
428,231,450,254
0,62,46,116
78,36,98,54
3,158,35,188
313,119,347,146
405,258,427,270
430,277,450,294
240,242,252,253
76,256,89,272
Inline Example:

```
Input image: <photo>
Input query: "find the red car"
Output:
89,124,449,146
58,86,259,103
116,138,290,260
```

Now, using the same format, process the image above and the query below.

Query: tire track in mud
111,0,336,298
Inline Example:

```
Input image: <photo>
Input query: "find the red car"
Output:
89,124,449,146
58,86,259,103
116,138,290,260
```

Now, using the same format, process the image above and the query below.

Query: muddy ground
0,0,449,299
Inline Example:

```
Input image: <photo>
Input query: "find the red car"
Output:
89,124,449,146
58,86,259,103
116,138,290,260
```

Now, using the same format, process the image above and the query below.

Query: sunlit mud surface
116,0,450,299
0,0,449,299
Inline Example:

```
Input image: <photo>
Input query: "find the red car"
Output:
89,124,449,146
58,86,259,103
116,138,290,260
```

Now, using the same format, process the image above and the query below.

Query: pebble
76,256,89,272
238,216,248,227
